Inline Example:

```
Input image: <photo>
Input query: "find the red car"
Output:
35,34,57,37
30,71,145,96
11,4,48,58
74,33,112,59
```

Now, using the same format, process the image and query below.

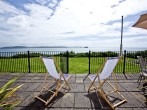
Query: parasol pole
120,16,123,56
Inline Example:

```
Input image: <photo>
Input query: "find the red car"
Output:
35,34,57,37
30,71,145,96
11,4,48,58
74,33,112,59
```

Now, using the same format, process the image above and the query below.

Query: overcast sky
0,0,147,48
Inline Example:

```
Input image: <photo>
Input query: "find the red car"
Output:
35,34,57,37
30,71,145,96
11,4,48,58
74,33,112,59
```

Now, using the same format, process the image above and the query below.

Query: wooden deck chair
88,57,127,109
35,56,71,105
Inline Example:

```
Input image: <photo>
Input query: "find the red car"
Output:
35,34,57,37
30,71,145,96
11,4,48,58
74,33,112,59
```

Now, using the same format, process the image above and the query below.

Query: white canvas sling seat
88,57,127,110
35,56,71,105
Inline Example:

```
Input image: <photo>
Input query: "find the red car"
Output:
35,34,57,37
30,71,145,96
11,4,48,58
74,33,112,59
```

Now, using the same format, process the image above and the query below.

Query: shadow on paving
20,91,64,110
84,92,112,110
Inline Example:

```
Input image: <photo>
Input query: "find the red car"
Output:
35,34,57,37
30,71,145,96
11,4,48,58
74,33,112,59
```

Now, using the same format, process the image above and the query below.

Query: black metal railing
0,51,68,73
0,50,147,74
89,51,121,74
67,50,146,74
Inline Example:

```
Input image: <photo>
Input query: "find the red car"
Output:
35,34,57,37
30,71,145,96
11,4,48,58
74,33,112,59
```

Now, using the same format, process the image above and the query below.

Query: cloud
0,0,24,15
113,0,147,17
24,3,53,19
0,0,147,48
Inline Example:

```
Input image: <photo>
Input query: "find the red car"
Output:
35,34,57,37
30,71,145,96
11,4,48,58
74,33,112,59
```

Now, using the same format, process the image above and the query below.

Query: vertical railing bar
7,52,8,72
58,52,59,71
96,52,98,74
28,51,31,73
22,52,24,73
25,51,27,73
9,52,11,72
6,52,8,72
15,52,17,72
67,51,69,73
17,52,18,73
14,52,15,73
32,51,34,73
36,51,37,72
5,52,7,73
39,51,40,72
19,52,20,73
92,51,94,73
3,52,4,72
1,52,3,72
88,50,91,74
4,53,8,72
19,52,21,72
123,50,127,79
38,51,39,72
41,51,43,72
22,52,23,73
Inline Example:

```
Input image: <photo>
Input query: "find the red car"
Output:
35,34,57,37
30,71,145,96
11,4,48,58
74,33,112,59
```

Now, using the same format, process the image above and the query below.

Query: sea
0,47,147,53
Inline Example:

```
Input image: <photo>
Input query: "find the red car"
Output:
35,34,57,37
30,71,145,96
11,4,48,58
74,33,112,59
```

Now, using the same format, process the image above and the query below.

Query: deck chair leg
88,75,102,92
104,81,127,109
35,77,54,98
64,78,71,90
88,82,97,92
45,91,59,105
99,89,115,110
100,88,127,110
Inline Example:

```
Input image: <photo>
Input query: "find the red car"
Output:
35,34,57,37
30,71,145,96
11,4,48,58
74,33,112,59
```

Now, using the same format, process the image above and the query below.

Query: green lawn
0,57,140,74
69,57,89,73
69,57,140,74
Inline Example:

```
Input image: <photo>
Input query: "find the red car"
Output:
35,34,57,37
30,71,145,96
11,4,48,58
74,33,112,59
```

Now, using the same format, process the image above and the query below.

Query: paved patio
0,73,147,110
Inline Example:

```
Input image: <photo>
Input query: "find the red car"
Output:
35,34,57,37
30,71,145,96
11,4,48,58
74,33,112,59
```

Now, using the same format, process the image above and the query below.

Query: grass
69,57,89,73
0,57,140,74
0,57,45,73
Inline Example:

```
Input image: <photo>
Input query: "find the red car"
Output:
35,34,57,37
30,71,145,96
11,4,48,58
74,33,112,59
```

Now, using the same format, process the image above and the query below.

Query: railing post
123,50,127,79
83,50,91,81
89,50,91,74
28,51,31,73
66,51,69,73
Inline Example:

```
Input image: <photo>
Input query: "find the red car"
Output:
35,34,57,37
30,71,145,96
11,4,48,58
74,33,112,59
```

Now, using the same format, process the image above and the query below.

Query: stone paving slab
118,92,143,108
25,82,41,91
102,82,126,92
119,82,141,92
60,93,74,107
0,73,147,110
75,92,93,108
68,75,76,83
69,83,85,92
130,92,146,107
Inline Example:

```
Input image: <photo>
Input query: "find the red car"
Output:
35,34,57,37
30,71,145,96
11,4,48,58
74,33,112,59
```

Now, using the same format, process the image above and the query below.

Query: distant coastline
0,46,146,53
1,46,84,49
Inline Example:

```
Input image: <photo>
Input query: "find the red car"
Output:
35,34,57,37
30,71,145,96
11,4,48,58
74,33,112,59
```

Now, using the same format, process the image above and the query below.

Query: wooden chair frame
35,56,71,105
88,57,127,109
